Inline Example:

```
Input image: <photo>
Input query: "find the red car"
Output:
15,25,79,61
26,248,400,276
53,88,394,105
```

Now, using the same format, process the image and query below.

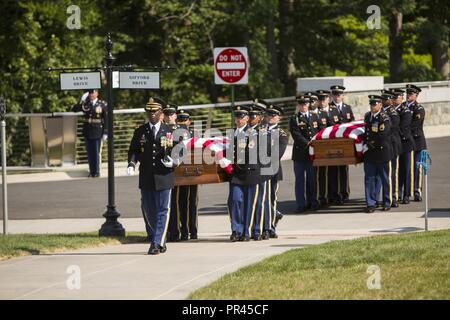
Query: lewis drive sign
214,47,248,85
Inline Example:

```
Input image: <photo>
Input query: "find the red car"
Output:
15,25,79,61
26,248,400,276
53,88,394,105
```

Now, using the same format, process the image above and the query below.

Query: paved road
3,137,450,220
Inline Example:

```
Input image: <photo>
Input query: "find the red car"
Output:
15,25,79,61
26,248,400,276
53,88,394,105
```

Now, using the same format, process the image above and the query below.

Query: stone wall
343,92,450,126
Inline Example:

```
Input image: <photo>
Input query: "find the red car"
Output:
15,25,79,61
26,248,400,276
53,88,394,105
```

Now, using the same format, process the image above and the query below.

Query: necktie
152,125,157,139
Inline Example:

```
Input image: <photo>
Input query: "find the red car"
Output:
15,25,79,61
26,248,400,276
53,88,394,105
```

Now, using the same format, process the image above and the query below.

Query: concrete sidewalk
0,210,449,300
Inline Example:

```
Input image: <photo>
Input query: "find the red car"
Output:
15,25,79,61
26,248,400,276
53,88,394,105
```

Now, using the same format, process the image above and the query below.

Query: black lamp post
98,33,125,237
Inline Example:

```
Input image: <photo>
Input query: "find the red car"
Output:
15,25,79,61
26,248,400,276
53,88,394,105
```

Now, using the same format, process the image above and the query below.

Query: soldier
316,90,342,205
163,103,182,242
380,90,402,208
72,89,107,177
405,84,426,202
363,95,393,213
227,106,260,242
175,109,200,240
305,92,319,114
247,100,267,241
392,89,414,204
265,104,288,238
314,91,333,207
289,96,320,213
126,97,177,255
330,85,354,203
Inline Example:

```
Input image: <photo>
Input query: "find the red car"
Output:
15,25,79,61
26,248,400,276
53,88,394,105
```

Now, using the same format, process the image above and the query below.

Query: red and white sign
214,47,248,85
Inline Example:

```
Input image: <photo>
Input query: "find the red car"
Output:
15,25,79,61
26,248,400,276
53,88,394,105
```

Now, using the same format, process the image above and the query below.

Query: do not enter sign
214,47,248,85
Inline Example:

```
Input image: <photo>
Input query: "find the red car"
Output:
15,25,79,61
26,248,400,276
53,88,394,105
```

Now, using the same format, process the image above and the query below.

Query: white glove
127,164,135,176
102,134,108,141
80,91,89,103
161,156,174,168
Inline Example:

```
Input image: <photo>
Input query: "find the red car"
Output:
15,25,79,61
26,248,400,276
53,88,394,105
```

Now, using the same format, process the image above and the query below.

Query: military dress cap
368,95,382,103
330,85,346,93
389,88,404,97
305,92,318,101
381,92,394,100
316,90,330,100
163,103,178,114
405,84,422,93
233,105,250,118
382,89,396,95
296,94,310,104
88,89,98,94
249,99,267,115
266,104,284,116
145,97,166,111
176,108,190,120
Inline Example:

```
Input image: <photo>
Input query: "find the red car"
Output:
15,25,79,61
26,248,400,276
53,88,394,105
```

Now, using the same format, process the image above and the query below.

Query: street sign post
213,47,249,128
46,33,174,237
0,96,7,235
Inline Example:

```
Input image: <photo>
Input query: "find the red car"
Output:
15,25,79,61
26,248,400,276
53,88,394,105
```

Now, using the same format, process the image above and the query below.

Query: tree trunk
278,0,296,94
389,11,403,82
266,11,279,79
430,4,449,80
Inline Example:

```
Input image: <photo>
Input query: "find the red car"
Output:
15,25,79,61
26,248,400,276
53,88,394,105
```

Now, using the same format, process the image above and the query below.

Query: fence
3,97,297,167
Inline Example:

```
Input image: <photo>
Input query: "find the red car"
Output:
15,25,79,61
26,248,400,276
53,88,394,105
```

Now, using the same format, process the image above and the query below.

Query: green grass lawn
0,232,148,261
189,229,450,300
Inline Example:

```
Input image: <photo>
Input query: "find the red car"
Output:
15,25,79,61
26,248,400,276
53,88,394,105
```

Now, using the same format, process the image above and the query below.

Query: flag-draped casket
174,137,231,186
309,120,365,166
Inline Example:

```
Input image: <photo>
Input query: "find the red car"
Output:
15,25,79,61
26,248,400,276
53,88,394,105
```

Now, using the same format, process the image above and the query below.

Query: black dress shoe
365,206,376,213
391,201,399,208
402,197,410,204
297,207,307,214
414,196,422,202
261,231,270,240
159,244,167,253
274,212,283,227
269,232,278,239
382,206,391,211
241,236,250,242
375,201,382,208
190,234,198,240
180,234,189,241
309,205,320,212
147,243,160,255
251,235,262,241
230,232,238,242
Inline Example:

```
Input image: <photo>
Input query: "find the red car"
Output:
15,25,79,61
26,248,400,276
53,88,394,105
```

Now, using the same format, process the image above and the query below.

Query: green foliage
0,0,448,165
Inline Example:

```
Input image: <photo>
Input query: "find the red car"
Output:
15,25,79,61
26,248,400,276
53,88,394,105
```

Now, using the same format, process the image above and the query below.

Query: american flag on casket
308,120,366,161
179,136,233,174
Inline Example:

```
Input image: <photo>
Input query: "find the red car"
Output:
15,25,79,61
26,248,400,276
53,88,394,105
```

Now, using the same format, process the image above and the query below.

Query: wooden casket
311,138,362,166
174,150,230,186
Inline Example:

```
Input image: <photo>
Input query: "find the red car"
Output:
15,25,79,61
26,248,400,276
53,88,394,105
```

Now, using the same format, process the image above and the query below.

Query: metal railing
3,97,297,167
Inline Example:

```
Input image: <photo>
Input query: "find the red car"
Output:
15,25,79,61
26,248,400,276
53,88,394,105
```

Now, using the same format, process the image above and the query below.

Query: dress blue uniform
72,93,107,177
393,89,415,204
162,104,183,243
265,106,288,237
406,84,426,201
363,95,393,212
227,106,260,241
175,109,200,240
330,85,355,203
289,97,320,212
127,97,176,255
246,100,267,241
